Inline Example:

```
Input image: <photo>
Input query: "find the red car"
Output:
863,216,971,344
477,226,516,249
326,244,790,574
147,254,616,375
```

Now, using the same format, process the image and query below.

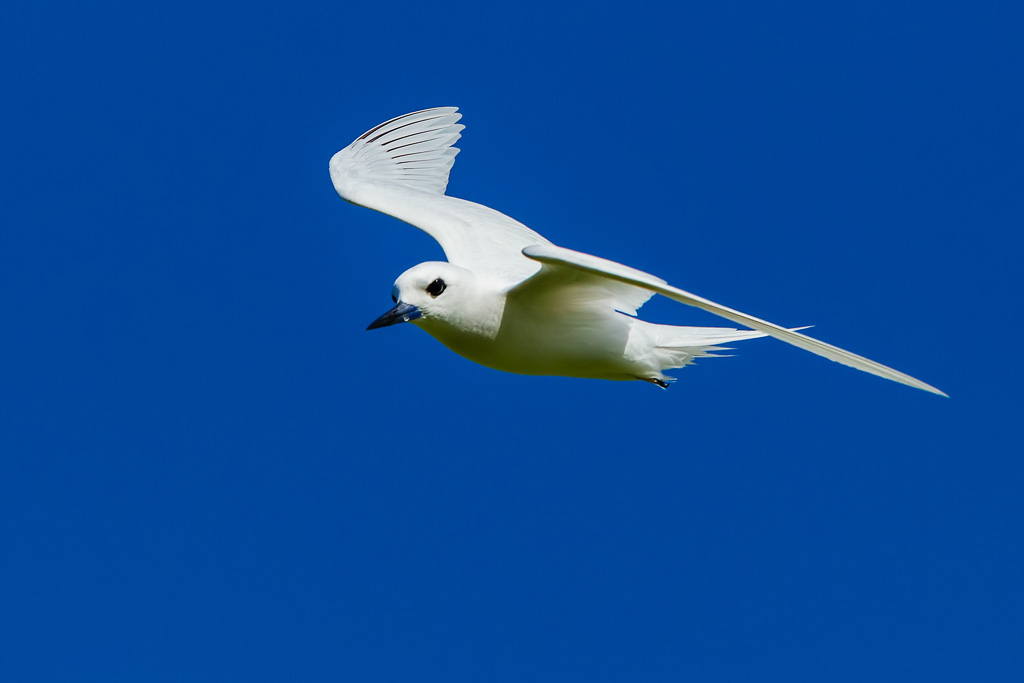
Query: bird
329,107,945,396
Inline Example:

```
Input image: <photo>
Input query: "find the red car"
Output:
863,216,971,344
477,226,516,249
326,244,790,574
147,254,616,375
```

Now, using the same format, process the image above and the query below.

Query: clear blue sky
2,1,1022,680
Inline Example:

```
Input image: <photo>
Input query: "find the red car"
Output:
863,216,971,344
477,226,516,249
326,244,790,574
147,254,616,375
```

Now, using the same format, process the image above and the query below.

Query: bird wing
520,244,947,396
330,107,550,286
505,250,661,317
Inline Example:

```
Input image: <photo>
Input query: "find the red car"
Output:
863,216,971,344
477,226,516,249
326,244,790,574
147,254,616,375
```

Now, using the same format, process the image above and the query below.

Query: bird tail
642,323,810,374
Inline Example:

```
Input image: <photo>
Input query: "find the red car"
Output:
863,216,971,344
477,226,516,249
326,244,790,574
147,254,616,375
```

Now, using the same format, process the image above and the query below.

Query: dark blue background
3,1,1021,680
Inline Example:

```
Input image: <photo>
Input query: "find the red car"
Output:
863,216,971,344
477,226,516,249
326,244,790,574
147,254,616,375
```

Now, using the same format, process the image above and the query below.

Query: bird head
366,262,487,333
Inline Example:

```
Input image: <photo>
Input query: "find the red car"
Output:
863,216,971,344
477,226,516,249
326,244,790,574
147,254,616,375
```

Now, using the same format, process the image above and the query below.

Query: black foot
641,377,670,388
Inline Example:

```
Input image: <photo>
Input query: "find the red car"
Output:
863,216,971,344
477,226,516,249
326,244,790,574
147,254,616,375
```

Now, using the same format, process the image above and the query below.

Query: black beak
366,302,422,330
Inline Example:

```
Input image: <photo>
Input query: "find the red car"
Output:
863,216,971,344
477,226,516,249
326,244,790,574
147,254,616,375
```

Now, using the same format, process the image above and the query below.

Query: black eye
426,278,447,297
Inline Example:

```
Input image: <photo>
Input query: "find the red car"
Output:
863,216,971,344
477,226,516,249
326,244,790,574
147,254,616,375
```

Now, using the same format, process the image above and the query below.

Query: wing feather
522,244,947,396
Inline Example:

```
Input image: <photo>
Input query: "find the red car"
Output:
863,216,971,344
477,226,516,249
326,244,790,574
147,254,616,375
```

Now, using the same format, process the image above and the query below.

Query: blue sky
2,1,1022,680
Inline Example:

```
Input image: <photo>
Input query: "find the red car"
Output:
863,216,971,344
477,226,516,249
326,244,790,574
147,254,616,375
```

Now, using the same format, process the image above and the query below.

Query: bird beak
366,301,422,330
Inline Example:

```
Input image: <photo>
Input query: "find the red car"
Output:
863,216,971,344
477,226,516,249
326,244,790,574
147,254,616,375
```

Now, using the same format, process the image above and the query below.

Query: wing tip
356,106,460,141
917,382,950,398
333,107,466,197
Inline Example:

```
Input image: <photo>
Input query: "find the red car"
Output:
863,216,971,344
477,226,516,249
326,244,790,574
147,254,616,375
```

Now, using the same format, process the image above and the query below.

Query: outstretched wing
521,244,947,396
330,107,549,286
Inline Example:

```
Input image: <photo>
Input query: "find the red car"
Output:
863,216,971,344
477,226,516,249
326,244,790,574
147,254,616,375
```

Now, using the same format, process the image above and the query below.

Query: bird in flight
330,107,945,395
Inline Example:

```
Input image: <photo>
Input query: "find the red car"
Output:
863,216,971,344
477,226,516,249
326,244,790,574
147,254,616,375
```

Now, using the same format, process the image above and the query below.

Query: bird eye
391,285,399,303
426,278,447,297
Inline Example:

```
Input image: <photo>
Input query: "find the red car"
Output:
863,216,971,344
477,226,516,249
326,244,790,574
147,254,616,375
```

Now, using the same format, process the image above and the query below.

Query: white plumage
330,107,945,395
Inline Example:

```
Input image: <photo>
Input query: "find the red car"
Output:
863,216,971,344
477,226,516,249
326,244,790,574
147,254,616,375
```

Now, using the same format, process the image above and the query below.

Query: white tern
330,107,945,395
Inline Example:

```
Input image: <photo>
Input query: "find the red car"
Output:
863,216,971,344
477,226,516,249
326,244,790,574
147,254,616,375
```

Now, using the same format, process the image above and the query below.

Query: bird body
331,107,945,395
390,261,768,385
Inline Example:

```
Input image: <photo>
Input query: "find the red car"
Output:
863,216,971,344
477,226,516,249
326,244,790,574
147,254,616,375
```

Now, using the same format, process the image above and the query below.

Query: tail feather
640,323,810,378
